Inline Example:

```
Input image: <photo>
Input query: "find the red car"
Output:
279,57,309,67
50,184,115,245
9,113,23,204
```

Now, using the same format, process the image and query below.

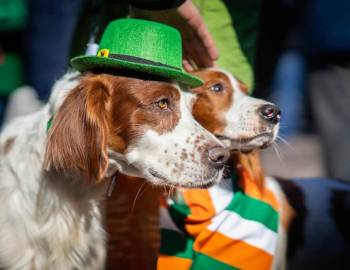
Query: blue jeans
0,97,7,128
26,0,86,101
269,50,307,137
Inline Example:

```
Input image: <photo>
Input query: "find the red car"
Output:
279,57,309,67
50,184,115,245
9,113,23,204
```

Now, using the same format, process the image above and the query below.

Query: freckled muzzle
121,91,230,189
206,144,230,169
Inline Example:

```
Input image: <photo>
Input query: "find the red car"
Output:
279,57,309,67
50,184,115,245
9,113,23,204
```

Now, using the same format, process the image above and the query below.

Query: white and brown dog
188,69,350,270
106,69,350,270
105,69,285,270
0,70,229,270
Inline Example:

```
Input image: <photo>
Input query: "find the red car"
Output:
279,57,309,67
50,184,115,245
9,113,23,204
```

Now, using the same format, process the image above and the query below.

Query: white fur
0,72,225,269
218,70,285,269
182,69,285,269
221,70,279,151
0,76,106,270
125,89,224,188
266,177,288,270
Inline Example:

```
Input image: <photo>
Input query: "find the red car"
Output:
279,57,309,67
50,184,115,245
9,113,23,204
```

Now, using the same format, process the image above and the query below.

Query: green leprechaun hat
71,18,203,87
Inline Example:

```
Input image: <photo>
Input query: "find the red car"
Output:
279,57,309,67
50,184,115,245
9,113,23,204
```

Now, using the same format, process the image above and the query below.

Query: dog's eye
211,83,223,92
157,98,169,110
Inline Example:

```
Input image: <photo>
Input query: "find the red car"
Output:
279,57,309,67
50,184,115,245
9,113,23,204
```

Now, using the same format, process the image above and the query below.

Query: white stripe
265,176,284,209
207,210,277,254
208,177,234,214
159,206,183,234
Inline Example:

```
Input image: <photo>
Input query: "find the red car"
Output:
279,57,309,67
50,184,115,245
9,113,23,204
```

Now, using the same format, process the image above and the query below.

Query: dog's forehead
129,80,181,101
192,70,241,96
194,70,231,84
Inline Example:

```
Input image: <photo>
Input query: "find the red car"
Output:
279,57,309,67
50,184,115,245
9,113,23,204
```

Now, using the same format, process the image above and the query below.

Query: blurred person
2,0,86,124
253,1,328,179
270,49,307,138
73,0,219,72
16,0,218,122
129,0,258,90
73,0,258,91
25,0,86,102
0,0,26,126
301,0,350,180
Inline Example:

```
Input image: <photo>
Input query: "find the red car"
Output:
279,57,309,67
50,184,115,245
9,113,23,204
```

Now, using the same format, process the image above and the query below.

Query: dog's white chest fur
0,107,106,269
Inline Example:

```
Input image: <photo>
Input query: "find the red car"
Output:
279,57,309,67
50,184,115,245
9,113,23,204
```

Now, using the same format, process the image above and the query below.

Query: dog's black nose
208,146,230,168
259,104,281,124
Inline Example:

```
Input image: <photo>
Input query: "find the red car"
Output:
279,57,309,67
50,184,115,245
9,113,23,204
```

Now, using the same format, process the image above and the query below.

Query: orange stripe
160,196,168,208
182,189,216,237
157,255,192,270
193,229,273,270
240,170,280,211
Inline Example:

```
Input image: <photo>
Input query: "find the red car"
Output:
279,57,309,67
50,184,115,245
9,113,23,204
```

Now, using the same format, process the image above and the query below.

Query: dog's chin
216,132,276,152
147,168,222,189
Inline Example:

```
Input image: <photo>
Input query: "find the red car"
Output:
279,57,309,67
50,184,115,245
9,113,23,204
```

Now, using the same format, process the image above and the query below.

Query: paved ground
261,134,326,179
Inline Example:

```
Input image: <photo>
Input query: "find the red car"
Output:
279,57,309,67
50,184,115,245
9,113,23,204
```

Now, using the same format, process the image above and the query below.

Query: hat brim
70,55,203,88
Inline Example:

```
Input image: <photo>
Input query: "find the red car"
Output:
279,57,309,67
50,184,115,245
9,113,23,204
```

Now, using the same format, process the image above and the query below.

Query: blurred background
1,0,349,181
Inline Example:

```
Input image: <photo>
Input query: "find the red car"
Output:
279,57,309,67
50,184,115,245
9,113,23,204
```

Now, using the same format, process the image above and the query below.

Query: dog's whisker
272,142,284,163
277,123,289,128
162,186,168,196
238,137,242,153
276,135,296,153
169,186,175,198
132,181,148,211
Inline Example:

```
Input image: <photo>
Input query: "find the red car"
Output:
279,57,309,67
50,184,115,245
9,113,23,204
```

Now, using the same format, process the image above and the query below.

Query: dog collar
46,116,53,132
107,173,118,197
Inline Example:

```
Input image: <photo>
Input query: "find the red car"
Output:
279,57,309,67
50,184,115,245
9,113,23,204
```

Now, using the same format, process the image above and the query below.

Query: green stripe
46,116,53,132
168,195,191,232
160,230,240,270
190,252,239,270
226,190,278,232
160,229,194,259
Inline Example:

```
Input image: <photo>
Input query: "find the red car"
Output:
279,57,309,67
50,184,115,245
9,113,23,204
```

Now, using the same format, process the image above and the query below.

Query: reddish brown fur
191,70,233,135
237,79,249,94
44,73,181,183
191,70,265,187
105,70,266,268
281,193,296,230
233,150,265,189
106,175,162,270
3,137,15,154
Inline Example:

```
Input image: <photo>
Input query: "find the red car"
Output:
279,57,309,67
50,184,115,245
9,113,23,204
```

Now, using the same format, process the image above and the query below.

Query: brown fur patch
281,192,296,230
190,70,234,135
190,70,265,187
237,79,249,94
44,75,111,183
234,150,265,189
3,137,15,154
105,69,264,269
44,73,181,183
105,174,162,270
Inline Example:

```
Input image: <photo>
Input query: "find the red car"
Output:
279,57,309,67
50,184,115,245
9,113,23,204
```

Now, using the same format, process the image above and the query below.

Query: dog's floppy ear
44,75,111,183
237,79,249,94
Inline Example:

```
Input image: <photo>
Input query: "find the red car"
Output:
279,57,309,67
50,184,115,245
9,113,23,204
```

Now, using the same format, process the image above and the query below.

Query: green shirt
193,0,260,92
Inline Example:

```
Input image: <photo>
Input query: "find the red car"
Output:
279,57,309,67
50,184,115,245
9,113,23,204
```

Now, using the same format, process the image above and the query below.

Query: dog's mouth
216,132,274,150
148,168,220,188
148,168,169,183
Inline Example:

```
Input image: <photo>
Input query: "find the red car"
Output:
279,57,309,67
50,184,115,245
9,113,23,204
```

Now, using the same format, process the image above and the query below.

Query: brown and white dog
188,69,287,269
187,69,350,270
0,70,228,270
106,69,350,270
105,69,286,269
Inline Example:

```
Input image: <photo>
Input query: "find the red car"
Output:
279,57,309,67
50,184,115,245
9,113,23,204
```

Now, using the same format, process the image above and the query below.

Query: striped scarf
158,169,280,270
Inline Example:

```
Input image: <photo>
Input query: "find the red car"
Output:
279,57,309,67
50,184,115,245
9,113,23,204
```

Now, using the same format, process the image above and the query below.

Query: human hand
130,0,218,71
